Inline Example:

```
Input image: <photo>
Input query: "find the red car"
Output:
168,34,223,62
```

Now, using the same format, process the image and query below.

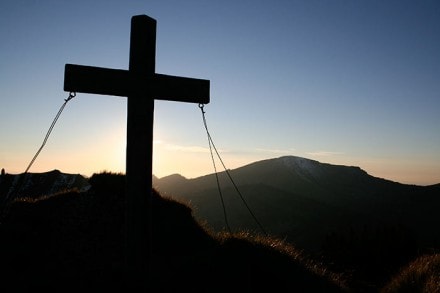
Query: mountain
0,169,90,208
153,156,440,253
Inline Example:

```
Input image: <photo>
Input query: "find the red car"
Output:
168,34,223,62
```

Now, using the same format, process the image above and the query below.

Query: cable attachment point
198,103,205,113
65,92,76,102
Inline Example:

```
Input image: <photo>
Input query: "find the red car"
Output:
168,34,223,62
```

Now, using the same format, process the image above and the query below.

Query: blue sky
1,0,439,185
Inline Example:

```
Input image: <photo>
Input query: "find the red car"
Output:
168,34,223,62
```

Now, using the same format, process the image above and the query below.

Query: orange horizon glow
5,142,439,187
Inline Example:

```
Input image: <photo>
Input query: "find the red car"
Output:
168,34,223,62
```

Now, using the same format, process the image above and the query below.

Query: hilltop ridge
0,172,347,292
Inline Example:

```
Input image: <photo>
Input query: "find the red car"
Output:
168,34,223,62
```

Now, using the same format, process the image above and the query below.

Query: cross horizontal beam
64,64,210,104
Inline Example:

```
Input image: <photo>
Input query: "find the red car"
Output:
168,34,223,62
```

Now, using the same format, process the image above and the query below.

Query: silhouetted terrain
0,172,347,292
154,156,440,249
0,169,90,204
153,156,440,290
1,156,439,291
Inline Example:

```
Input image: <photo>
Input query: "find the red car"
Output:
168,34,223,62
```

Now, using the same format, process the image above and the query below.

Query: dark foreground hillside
0,173,347,292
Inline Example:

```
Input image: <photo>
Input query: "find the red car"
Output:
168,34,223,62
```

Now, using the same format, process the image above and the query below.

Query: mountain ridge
0,169,90,209
153,155,440,255
153,156,440,193
155,155,437,187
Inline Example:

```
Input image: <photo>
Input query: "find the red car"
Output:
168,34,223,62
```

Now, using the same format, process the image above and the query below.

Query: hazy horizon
4,154,440,187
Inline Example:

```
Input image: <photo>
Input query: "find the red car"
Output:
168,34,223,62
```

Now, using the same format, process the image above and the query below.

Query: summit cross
63,14,210,290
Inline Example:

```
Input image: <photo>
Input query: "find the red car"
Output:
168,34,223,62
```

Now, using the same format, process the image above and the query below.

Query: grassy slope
0,173,347,292
381,254,440,293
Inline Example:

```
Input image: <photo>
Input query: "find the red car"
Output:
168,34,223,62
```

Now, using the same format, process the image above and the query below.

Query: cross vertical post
126,15,155,290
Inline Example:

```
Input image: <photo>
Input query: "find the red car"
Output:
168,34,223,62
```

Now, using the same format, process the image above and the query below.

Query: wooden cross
63,14,209,290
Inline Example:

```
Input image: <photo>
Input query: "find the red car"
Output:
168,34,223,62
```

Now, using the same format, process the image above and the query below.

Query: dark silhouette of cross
63,14,209,290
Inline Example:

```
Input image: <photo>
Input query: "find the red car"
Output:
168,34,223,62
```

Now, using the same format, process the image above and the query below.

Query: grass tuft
381,253,440,293
214,230,350,292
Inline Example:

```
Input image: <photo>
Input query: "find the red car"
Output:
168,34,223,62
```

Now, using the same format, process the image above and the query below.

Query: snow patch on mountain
280,156,324,181
0,170,91,205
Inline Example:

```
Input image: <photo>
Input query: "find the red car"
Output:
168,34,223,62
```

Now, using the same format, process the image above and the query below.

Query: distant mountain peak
276,155,325,180
279,155,320,168
276,155,367,179
0,171,90,205
153,173,188,190
159,173,187,181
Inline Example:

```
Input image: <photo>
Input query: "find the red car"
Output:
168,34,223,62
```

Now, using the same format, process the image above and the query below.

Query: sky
1,0,439,185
